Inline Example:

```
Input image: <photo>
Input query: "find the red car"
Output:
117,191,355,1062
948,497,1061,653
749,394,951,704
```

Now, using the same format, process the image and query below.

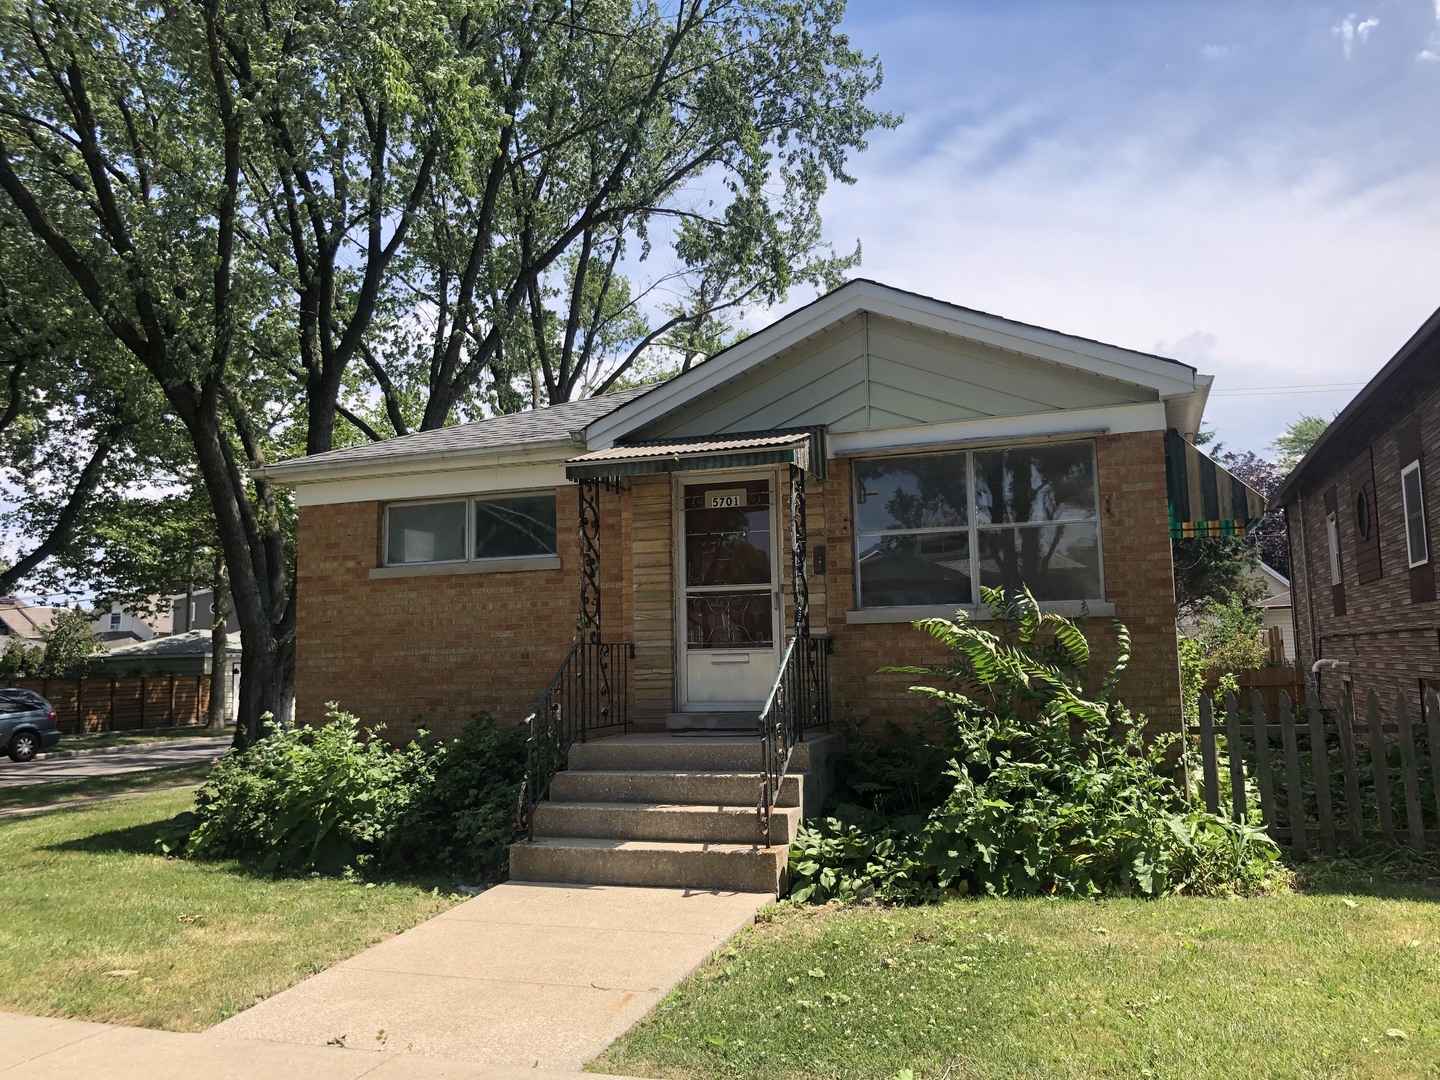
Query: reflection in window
684,481,772,587
854,441,1102,607
384,493,557,566
475,494,557,559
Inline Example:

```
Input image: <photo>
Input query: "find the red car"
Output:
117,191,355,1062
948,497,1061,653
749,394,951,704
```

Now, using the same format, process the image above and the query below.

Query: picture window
853,441,1101,608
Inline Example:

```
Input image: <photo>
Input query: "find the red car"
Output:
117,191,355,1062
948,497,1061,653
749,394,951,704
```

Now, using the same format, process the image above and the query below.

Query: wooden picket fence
10,675,211,735
1194,685,1440,855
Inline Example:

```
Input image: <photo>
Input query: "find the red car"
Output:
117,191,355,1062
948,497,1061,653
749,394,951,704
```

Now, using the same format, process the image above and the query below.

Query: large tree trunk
207,556,229,730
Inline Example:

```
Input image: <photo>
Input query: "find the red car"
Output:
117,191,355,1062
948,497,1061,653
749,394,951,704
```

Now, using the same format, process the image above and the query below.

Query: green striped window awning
1164,429,1267,539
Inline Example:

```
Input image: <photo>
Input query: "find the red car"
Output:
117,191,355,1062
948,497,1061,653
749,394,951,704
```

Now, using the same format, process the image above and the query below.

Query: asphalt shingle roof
265,387,651,477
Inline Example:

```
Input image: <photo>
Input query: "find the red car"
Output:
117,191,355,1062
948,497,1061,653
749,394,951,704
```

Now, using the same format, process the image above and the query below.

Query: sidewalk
0,1013,651,1078
212,880,770,1070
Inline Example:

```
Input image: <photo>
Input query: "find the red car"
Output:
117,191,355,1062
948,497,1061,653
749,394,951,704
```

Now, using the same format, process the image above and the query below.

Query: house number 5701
708,488,746,509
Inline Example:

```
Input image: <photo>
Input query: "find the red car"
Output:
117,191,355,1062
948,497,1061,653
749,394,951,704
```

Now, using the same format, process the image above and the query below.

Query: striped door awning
1165,429,1268,539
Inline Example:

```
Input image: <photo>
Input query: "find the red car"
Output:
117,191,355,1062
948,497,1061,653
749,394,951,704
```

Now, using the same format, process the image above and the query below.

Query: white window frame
108,612,122,630
851,439,1105,611
1401,459,1429,568
1326,511,1342,585
381,490,559,569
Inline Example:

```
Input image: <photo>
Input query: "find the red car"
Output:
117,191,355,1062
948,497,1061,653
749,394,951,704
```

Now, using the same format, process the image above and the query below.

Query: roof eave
254,437,576,487
1271,302,1440,506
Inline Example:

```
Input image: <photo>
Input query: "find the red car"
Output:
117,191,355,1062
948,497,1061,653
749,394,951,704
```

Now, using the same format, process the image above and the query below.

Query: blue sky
776,0,1440,454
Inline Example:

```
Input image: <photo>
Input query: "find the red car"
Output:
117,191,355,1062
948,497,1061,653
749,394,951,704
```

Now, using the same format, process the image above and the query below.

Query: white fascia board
1162,373,1212,441
585,289,863,447
294,457,569,507
585,281,1197,448
854,291,1198,397
827,401,1168,456
260,438,574,487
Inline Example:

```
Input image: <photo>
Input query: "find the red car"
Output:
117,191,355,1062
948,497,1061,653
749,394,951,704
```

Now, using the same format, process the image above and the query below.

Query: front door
678,475,781,710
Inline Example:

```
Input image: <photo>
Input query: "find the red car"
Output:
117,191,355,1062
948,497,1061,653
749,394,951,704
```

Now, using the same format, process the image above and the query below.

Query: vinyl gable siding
640,312,1157,440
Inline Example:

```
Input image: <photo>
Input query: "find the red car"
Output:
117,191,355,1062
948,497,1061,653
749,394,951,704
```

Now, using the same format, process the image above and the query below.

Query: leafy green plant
397,714,527,880
182,707,431,875
789,588,1284,903
179,707,525,879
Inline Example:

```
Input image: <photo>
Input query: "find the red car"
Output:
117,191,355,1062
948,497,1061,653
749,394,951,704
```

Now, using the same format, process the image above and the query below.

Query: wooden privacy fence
10,675,211,735
1200,664,1308,719
1194,685,1440,855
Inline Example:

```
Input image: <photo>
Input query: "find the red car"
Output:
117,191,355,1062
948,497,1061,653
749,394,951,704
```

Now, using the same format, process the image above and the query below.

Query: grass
0,762,218,812
595,883,1440,1080
0,786,458,1030
47,726,229,753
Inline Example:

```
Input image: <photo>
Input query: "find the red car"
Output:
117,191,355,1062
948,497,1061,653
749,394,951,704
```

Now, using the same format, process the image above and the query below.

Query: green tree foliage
35,607,102,677
0,0,895,744
1272,414,1331,473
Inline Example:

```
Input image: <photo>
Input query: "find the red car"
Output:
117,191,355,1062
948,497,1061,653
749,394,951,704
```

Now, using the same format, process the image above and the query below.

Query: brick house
1271,304,1440,713
266,280,1260,742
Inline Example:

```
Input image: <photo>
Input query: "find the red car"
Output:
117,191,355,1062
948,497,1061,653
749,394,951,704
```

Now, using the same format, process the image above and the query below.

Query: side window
1326,511,1342,585
385,501,468,565
1401,460,1429,568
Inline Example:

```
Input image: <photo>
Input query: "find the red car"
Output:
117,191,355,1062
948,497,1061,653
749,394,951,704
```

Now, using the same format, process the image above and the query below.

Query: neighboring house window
108,613,122,630
1326,512,1342,585
384,493,557,566
1401,459,1429,568
853,440,1101,608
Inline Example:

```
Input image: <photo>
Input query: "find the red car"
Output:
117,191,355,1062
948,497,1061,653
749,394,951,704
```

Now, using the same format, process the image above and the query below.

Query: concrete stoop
510,732,840,896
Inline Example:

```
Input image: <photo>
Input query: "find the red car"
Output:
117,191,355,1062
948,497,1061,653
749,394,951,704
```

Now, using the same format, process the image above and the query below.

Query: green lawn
595,884,1440,1080
47,726,228,753
0,786,458,1030
0,762,216,811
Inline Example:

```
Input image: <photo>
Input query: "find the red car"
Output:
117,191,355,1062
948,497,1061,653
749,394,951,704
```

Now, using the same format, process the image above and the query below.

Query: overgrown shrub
790,589,1284,903
399,714,528,880
178,707,525,879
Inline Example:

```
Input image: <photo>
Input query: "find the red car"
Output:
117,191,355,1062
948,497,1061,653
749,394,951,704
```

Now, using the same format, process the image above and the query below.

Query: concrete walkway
212,880,770,1070
0,1013,651,1079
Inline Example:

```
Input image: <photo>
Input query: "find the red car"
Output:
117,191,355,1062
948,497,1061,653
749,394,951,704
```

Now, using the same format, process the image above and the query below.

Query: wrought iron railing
517,640,632,837
757,634,833,846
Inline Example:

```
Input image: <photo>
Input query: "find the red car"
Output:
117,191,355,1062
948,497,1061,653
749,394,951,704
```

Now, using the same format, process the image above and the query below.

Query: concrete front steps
509,732,839,897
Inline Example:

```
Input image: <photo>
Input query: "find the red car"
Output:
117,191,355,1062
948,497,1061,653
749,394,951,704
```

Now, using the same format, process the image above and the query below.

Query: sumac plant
790,588,1282,902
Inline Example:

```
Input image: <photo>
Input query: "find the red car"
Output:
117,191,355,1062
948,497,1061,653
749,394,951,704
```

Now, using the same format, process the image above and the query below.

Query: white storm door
679,475,781,709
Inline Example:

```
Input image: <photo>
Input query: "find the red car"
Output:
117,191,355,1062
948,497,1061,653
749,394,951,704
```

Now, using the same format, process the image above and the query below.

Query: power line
1211,383,1364,397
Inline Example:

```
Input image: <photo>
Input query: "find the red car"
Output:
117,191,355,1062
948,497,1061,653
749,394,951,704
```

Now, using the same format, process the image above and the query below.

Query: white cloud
1421,49,1440,61
1333,14,1380,58
1202,44,1234,59
817,121,1440,452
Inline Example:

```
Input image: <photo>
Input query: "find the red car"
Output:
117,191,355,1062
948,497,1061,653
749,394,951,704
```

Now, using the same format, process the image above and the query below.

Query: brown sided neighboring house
262,280,1261,740
1271,304,1440,713
0,597,58,646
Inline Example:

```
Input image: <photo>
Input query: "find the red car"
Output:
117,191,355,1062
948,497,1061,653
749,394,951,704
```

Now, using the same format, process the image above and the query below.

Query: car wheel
8,730,40,763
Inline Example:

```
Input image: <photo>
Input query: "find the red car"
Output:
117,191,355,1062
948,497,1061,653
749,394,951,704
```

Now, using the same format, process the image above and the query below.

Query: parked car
0,688,61,762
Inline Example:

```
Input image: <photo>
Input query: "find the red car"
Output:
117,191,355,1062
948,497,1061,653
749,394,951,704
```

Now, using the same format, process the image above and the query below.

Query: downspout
1295,492,1321,692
